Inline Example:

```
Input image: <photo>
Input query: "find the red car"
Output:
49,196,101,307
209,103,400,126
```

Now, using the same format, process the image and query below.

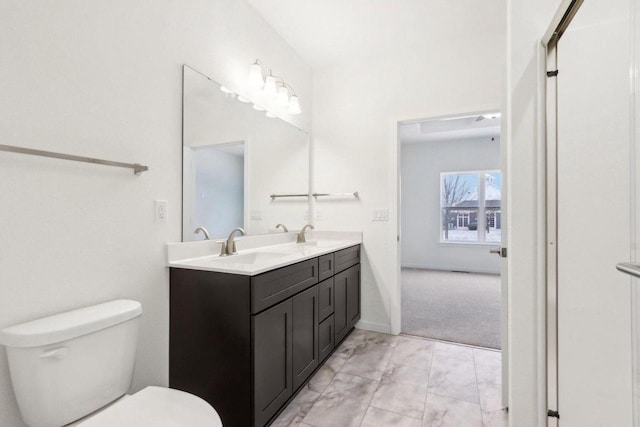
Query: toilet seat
75,386,223,426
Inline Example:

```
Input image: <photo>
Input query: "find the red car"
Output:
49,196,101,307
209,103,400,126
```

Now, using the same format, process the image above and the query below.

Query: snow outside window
440,171,502,244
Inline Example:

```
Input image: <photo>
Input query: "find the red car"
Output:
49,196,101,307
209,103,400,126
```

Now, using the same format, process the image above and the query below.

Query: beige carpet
401,268,502,349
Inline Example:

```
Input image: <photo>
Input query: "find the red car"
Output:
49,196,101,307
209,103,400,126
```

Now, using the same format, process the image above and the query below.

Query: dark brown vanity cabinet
318,253,334,281
254,299,293,427
292,285,319,390
334,263,361,344
170,245,360,427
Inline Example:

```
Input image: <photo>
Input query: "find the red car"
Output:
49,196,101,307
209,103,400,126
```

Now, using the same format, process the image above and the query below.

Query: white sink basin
212,252,291,265
303,240,347,248
167,233,361,276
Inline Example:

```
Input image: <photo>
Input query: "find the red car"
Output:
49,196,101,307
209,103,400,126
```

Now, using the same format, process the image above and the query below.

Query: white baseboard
355,319,392,334
401,263,500,275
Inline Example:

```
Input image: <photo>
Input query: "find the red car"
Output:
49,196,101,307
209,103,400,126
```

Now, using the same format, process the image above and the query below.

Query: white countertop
166,231,362,276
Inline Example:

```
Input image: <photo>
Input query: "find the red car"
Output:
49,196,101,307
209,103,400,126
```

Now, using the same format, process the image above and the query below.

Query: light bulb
264,75,278,98
253,104,265,111
237,96,250,103
249,62,264,88
265,111,277,118
287,95,301,115
220,86,233,94
275,86,289,107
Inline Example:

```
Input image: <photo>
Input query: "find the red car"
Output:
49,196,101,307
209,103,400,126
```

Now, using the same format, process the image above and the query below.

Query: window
457,212,470,228
440,170,502,244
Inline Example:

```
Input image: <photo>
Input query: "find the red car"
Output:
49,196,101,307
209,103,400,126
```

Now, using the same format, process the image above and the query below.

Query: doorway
183,141,245,240
399,113,504,349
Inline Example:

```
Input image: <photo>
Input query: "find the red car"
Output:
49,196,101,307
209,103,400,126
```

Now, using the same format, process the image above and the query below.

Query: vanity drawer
318,278,334,322
318,253,335,282
334,245,361,274
251,258,319,314
318,314,335,362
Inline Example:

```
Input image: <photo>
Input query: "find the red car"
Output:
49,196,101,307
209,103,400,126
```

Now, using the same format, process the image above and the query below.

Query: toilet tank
0,300,142,427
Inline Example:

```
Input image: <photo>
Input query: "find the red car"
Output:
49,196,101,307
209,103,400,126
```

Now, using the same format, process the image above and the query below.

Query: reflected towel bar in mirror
313,192,359,199
0,144,149,175
616,262,640,279
270,193,310,200
269,192,360,200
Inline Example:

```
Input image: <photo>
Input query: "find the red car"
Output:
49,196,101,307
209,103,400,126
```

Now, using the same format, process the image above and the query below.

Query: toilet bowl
0,299,222,427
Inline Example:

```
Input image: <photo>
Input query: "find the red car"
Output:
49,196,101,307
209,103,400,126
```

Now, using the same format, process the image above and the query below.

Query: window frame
439,169,502,245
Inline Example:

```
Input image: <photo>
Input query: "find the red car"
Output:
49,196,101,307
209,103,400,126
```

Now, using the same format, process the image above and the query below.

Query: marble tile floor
271,329,507,427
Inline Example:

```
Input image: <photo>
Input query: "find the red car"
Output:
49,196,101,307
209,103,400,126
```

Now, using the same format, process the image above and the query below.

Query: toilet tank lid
0,299,142,348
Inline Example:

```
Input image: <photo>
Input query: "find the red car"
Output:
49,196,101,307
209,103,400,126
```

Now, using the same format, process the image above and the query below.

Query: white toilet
0,299,223,427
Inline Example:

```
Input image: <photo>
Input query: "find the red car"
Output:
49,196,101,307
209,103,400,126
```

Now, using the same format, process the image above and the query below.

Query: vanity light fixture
264,73,278,98
248,59,302,115
265,111,277,118
287,95,301,115
249,60,265,89
237,96,250,103
253,104,266,111
275,85,289,106
219,86,234,94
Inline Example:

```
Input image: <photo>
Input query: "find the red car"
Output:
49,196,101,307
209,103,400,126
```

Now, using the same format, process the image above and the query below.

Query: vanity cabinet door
318,315,335,361
347,264,361,327
334,264,361,344
292,285,319,390
253,299,293,427
318,278,334,322
334,269,349,344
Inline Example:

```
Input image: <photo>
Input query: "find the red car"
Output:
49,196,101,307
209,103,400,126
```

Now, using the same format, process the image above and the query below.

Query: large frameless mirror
182,65,309,241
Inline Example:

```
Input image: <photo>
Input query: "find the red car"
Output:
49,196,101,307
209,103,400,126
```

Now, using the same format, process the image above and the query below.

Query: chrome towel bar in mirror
616,262,640,279
270,192,359,200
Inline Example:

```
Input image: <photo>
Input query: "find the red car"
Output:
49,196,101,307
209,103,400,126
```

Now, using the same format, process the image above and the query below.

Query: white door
499,112,509,407
493,108,510,408
555,0,633,425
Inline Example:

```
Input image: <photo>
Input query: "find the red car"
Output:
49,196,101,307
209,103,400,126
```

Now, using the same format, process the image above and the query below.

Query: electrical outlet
250,210,262,220
155,200,168,223
315,209,322,220
304,209,309,220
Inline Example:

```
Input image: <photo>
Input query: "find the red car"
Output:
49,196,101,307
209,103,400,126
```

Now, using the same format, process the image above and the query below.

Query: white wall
0,1,311,426
312,25,505,334
401,137,501,274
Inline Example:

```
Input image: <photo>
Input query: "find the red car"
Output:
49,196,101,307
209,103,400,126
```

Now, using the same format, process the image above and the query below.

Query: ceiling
246,0,506,68
400,114,501,144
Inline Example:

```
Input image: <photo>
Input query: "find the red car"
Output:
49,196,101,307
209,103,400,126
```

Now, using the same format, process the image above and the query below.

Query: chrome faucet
275,224,288,232
193,226,211,240
220,227,246,256
296,224,315,243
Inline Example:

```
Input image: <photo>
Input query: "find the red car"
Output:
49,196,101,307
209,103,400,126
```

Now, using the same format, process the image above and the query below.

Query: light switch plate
372,208,389,221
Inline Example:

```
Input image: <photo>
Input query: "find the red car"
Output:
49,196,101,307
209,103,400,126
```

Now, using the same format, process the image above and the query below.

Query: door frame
391,106,506,402
541,1,585,425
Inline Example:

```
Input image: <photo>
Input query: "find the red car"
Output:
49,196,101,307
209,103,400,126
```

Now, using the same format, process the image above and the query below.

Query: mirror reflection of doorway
184,141,245,240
